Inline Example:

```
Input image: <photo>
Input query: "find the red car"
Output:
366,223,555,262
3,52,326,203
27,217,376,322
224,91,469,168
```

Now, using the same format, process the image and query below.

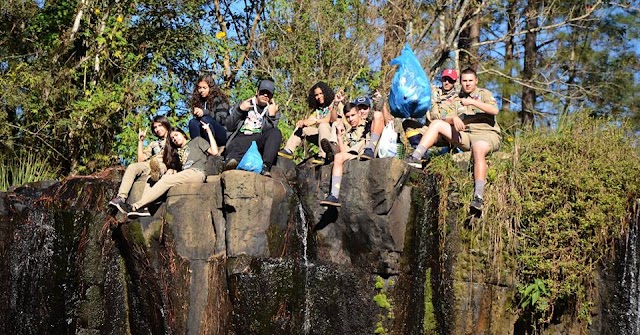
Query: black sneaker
260,164,272,178
108,196,130,214
321,139,337,163
127,207,151,219
319,195,341,207
470,196,483,212
278,149,294,159
224,158,238,171
404,156,423,169
361,148,375,160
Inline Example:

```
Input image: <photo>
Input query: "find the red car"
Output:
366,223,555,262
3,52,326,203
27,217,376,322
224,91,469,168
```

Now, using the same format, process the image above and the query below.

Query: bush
0,151,59,191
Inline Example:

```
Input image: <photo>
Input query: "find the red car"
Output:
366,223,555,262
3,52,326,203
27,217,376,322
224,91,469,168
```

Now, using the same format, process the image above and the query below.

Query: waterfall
297,202,312,334
620,199,640,334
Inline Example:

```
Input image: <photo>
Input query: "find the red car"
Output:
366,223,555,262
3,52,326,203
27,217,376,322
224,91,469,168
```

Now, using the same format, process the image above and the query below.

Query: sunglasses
443,77,456,84
258,90,273,98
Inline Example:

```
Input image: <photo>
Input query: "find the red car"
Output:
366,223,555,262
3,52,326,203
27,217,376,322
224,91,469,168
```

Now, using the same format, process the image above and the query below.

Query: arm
459,90,499,115
202,122,219,156
329,90,345,123
226,99,251,132
137,128,148,162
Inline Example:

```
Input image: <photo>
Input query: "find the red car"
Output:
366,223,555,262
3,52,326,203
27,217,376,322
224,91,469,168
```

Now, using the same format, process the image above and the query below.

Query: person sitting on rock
108,115,171,214
278,81,345,165
319,101,370,207
223,79,281,177
404,68,501,212
188,74,230,147
359,90,394,160
125,125,220,218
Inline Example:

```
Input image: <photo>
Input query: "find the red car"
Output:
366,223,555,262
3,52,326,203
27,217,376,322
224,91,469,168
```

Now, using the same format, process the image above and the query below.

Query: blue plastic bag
389,44,432,119
237,141,263,173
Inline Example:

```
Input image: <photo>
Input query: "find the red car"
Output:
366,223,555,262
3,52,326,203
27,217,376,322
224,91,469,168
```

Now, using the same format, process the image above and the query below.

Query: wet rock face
4,157,633,334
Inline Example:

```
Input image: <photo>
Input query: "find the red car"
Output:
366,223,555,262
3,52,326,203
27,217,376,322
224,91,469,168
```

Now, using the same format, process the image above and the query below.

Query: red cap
441,69,458,81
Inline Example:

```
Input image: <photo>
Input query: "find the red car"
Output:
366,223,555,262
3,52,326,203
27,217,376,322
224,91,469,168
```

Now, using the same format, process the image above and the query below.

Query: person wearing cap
224,79,282,176
278,82,344,165
319,102,370,207
404,68,460,149
404,68,501,212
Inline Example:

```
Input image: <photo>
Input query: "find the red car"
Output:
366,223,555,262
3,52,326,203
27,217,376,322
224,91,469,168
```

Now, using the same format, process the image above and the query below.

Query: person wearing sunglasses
224,79,282,176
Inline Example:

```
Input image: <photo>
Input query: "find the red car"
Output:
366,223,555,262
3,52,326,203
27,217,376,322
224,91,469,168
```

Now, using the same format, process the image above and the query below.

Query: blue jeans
188,116,228,146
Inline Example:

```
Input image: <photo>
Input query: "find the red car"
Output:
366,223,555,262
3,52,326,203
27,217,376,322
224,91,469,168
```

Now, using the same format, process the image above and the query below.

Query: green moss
428,112,640,330
423,268,437,332
127,222,148,248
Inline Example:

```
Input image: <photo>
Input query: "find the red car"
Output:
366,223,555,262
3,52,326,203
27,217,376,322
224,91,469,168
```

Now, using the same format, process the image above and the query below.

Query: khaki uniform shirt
342,119,368,153
427,87,459,122
142,138,166,161
458,87,501,136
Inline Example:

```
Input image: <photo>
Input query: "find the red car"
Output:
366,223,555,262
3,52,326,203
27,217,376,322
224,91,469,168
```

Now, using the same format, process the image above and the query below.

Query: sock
412,145,427,159
474,180,486,199
330,175,342,198
367,133,380,150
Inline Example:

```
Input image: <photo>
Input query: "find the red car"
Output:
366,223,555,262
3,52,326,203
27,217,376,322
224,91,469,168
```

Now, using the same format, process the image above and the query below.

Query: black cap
258,79,275,94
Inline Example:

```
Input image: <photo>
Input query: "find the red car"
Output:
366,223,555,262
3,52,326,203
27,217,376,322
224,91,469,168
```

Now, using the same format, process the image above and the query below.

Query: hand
201,121,212,133
333,89,345,105
296,119,306,128
453,116,465,132
193,107,204,118
459,97,474,107
166,169,176,175
239,97,254,111
336,123,345,135
267,99,279,116
138,128,147,141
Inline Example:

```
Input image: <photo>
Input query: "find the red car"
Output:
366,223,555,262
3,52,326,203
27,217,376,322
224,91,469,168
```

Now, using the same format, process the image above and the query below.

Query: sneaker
108,196,130,214
321,139,337,163
224,158,238,171
404,156,423,169
127,207,151,219
260,164,272,178
319,195,341,207
310,155,325,165
361,148,375,160
149,158,162,182
470,196,483,212
278,149,293,159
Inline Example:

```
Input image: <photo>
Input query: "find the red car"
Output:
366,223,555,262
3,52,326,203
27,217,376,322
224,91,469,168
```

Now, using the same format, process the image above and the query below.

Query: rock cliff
0,157,638,334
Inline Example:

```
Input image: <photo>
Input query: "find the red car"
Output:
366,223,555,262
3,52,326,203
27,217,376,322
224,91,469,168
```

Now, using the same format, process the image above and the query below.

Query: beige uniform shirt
458,88,501,136
427,87,459,122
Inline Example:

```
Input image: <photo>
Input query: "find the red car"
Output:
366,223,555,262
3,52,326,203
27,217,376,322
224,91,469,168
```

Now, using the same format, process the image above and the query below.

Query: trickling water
298,202,312,334
620,200,640,334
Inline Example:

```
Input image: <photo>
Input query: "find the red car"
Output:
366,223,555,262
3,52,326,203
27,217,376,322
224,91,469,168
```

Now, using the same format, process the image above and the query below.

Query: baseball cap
258,79,275,94
351,96,371,107
441,69,458,81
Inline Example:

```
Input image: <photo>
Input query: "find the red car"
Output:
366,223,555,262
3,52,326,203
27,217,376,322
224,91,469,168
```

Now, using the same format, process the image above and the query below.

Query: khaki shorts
454,130,501,152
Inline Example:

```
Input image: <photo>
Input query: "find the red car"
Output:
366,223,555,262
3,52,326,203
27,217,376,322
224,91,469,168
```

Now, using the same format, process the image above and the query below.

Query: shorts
455,130,501,152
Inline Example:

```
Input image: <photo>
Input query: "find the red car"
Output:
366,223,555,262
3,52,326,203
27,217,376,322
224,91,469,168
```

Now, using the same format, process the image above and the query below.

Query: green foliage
519,278,550,310
0,151,59,191
429,112,640,329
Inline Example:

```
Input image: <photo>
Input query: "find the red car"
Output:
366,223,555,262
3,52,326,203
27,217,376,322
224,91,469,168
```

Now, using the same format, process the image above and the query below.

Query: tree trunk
458,3,480,70
502,0,517,112
521,0,538,128
381,0,410,90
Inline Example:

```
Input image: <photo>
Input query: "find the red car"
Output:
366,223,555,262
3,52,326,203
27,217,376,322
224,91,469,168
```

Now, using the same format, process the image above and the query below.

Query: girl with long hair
277,81,344,164
125,124,220,218
108,115,172,213
189,74,230,146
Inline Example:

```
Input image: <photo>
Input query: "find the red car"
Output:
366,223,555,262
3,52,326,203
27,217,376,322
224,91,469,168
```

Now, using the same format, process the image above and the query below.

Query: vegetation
1,0,638,175
0,151,59,191
429,112,640,331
